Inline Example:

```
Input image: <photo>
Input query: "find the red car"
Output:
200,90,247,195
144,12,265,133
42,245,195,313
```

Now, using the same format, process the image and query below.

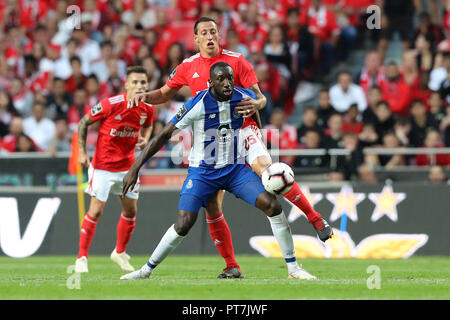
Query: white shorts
239,125,271,166
85,165,140,202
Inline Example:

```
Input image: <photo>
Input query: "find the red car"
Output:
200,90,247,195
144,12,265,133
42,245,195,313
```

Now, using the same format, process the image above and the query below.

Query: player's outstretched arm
122,122,177,195
127,85,179,108
78,114,95,167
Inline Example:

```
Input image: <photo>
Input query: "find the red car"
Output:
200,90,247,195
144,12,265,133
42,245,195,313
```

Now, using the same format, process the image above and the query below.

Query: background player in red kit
129,17,332,278
74,66,154,273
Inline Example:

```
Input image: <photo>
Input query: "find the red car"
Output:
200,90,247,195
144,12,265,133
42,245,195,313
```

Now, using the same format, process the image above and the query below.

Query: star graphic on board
368,185,406,222
286,186,323,223
326,185,365,222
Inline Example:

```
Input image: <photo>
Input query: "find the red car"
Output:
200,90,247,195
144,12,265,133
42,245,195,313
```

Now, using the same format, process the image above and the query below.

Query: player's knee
123,207,137,218
266,198,282,217
174,211,197,236
256,193,282,217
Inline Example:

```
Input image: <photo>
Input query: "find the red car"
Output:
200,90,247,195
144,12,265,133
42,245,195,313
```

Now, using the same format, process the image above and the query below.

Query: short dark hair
210,62,232,78
70,56,81,65
126,66,148,78
194,17,218,34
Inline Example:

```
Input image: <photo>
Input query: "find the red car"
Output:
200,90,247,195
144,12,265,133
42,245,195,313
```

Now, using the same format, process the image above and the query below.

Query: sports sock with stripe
116,213,136,254
267,211,299,273
78,213,99,258
146,224,184,269
282,182,322,227
207,212,240,270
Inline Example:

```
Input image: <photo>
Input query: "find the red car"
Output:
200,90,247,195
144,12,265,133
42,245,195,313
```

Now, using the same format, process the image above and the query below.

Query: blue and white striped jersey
171,87,256,169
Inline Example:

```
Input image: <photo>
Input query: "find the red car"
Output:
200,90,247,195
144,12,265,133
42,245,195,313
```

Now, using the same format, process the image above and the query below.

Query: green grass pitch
0,255,449,300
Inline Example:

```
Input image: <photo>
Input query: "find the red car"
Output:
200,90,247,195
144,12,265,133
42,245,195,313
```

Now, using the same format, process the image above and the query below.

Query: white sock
267,212,299,273
145,224,184,271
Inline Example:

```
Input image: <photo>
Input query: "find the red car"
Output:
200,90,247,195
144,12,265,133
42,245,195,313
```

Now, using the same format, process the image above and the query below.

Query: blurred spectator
85,74,108,107
410,11,444,51
322,113,343,149
374,101,395,142
336,131,365,180
366,131,407,168
316,87,336,129
151,10,177,68
70,15,101,76
379,61,411,116
47,116,71,156
260,0,286,27
358,163,377,183
225,28,249,59
297,106,322,144
414,33,436,73
141,55,162,91
329,70,367,113
428,165,448,183
334,0,360,62
299,0,340,77
358,50,386,96
46,77,73,120
103,58,125,96
295,128,328,168
358,123,379,148
263,25,292,86
67,88,89,132
415,129,450,166
394,117,412,147
0,117,24,152
402,51,432,108
91,40,126,83
15,133,39,152
163,42,186,76
0,91,18,137
265,108,298,166
10,77,34,118
428,91,446,124
248,41,277,121
377,0,415,63
23,102,55,151
409,98,439,147
439,103,450,147
342,103,363,134
65,56,87,93
39,42,72,80
362,85,382,125
428,50,450,92
235,2,268,51
328,170,345,182
121,0,156,29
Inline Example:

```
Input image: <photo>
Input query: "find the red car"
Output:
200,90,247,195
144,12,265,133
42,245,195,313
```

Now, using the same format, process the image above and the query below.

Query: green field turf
0,255,449,300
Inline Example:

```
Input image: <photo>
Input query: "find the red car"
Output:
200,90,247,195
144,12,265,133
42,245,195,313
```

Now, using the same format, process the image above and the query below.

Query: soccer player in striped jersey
120,62,317,280
74,66,154,273
128,17,332,279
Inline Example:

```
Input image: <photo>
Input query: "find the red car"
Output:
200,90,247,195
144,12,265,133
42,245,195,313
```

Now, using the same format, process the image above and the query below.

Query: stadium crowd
0,0,449,182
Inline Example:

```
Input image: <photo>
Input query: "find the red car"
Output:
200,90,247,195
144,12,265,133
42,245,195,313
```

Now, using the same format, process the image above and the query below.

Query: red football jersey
166,48,259,127
89,93,154,172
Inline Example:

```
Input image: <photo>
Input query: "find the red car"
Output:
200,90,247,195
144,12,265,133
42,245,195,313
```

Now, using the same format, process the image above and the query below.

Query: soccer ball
261,162,295,195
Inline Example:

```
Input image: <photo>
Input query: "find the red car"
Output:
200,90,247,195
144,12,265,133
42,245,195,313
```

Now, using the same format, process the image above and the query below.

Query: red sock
207,212,239,270
78,213,99,258
283,182,322,226
116,213,136,254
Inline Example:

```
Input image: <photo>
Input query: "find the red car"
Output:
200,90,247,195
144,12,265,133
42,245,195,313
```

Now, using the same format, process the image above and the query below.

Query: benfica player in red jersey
129,17,332,278
74,66,154,273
